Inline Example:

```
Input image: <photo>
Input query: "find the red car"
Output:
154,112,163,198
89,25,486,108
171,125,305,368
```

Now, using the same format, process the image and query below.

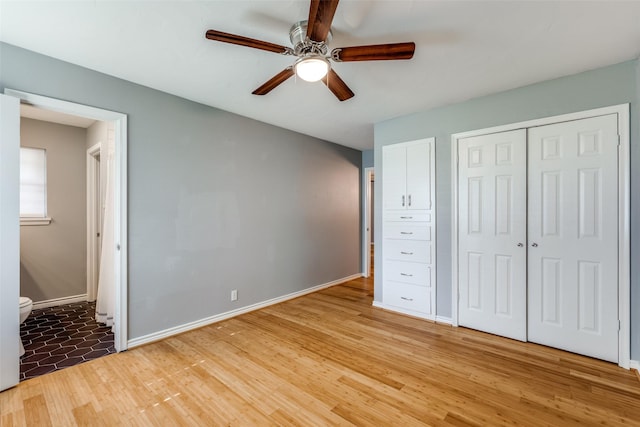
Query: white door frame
362,167,374,277
87,142,101,302
451,104,630,369
5,89,129,353
0,94,21,391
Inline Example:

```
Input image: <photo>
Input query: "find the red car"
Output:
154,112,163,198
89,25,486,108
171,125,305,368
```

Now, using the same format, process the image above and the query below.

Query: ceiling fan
205,0,415,101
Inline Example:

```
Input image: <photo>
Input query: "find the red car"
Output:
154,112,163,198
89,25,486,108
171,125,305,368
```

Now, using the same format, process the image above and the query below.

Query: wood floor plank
22,394,52,427
2,273,639,426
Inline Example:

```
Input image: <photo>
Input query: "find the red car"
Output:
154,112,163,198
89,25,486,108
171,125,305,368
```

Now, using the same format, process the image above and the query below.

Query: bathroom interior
18,106,116,381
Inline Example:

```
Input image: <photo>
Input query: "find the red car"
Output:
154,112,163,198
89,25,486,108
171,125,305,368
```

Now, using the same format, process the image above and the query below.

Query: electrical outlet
231,289,238,301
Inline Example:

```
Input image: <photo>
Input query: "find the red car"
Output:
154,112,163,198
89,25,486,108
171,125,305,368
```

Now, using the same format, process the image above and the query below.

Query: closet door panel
458,129,527,341
527,114,619,363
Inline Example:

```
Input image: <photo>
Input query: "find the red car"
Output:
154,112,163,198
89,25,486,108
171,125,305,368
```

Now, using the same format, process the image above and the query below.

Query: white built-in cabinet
380,138,436,320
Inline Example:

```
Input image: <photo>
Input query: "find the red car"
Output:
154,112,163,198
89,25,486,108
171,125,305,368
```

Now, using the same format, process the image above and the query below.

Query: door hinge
617,134,621,146
618,319,621,331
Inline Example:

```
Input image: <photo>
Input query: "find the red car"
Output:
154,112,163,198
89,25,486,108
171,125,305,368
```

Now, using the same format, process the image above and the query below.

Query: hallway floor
20,301,115,381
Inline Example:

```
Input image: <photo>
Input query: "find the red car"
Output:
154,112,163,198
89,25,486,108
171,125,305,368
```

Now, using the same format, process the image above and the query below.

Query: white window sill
20,217,52,226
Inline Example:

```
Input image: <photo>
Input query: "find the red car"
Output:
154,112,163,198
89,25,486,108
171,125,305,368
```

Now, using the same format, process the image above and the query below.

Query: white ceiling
2,1,640,151
20,105,96,128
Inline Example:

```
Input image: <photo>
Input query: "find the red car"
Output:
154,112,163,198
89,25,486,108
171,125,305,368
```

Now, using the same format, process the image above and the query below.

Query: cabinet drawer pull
400,296,414,301
400,216,412,219
400,273,413,277
400,251,414,255
400,231,413,235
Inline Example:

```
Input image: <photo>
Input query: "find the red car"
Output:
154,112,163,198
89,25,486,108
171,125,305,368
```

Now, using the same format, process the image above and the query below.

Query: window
20,147,50,225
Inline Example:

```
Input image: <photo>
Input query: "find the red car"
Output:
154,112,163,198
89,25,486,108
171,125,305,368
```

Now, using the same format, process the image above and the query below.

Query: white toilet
19,297,33,356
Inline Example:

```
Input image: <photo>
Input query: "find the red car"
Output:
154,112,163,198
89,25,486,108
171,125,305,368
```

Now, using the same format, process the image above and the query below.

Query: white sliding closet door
527,114,619,362
458,129,528,341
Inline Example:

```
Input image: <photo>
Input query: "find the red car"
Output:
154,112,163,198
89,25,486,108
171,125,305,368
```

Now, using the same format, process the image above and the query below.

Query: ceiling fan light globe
295,57,330,82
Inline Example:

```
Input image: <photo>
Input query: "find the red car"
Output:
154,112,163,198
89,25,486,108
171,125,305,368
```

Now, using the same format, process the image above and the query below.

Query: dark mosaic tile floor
20,301,115,381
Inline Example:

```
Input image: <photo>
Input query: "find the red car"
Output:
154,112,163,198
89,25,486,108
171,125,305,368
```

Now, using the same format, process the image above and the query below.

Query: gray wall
362,149,373,168
374,59,639,359
1,43,361,339
20,118,87,302
86,120,107,151
635,59,640,361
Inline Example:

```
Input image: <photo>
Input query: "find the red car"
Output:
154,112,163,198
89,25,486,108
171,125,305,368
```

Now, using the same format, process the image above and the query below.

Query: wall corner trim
127,274,362,349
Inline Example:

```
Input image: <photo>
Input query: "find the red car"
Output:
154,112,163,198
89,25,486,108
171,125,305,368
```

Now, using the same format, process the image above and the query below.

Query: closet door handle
401,195,405,207
408,194,412,206
517,243,524,247
531,243,538,247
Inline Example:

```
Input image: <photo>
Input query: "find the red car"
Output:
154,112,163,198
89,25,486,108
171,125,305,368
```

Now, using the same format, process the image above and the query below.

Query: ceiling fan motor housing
289,20,332,56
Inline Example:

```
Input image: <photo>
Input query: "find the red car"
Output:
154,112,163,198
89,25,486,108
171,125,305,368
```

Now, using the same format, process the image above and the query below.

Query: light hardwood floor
2,271,639,426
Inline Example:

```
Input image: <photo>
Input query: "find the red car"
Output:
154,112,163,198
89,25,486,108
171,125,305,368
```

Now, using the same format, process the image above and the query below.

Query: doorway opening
362,167,374,277
87,142,102,303
0,89,128,389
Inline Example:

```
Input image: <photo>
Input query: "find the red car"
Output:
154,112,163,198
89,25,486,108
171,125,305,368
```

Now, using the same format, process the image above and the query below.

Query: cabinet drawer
383,282,431,314
384,261,431,287
383,213,431,222
383,240,431,264
383,223,431,241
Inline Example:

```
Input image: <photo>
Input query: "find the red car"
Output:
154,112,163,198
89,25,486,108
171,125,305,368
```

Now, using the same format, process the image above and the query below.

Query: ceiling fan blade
331,42,415,62
321,69,354,101
252,67,295,95
205,29,290,54
307,0,340,42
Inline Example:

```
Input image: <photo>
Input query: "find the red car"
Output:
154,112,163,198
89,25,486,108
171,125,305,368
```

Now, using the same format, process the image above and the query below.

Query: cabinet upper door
406,141,432,210
382,144,407,210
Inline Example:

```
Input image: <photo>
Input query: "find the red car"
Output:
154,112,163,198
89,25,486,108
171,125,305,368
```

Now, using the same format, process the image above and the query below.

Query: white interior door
527,114,619,362
458,129,528,341
0,94,21,391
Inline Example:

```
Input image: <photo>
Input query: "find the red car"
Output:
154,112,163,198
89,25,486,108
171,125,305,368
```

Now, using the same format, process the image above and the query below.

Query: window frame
19,146,51,226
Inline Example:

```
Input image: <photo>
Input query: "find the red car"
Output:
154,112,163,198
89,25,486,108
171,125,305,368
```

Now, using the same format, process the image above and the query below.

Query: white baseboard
630,359,640,371
371,301,435,321
31,294,87,309
373,301,452,326
128,274,362,349
435,315,453,325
